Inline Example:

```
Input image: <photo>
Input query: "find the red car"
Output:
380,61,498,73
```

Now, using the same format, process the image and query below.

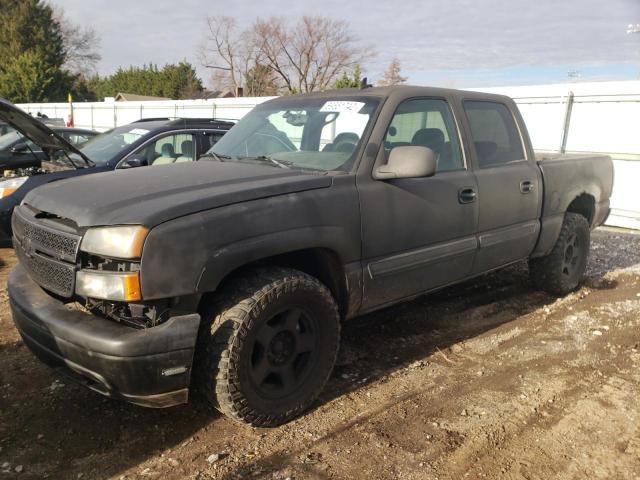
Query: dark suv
0,101,234,241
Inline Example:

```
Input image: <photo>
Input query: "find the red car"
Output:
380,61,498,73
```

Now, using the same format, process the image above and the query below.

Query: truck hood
0,98,92,166
23,161,333,227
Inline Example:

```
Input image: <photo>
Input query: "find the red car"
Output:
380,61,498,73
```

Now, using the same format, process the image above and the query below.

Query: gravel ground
0,227,639,480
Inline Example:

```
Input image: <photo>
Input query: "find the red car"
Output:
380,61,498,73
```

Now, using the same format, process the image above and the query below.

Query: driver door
358,97,479,311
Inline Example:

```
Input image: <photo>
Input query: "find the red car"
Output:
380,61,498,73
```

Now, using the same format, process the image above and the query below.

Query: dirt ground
1,228,639,480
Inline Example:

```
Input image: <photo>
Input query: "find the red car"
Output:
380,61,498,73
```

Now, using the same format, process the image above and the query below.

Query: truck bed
532,151,613,256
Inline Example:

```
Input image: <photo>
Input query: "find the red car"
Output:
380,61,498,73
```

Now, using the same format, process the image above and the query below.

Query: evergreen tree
88,62,204,100
0,0,71,102
0,0,99,102
333,65,362,89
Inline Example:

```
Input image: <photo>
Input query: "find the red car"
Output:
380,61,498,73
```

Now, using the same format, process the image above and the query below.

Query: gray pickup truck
7,86,612,427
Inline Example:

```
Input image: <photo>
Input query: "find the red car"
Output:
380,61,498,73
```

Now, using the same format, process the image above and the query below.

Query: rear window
463,101,525,168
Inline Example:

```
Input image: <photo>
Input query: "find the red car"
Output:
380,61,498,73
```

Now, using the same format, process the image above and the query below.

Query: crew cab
0,100,233,242
7,86,613,427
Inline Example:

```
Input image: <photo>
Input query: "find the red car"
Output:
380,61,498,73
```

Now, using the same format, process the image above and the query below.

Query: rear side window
463,101,525,168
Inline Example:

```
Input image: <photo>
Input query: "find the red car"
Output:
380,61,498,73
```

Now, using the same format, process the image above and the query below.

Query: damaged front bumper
8,264,201,408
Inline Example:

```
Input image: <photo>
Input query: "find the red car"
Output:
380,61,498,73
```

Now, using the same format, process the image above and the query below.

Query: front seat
323,132,359,152
153,143,177,165
411,128,455,170
175,140,194,163
411,128,445,153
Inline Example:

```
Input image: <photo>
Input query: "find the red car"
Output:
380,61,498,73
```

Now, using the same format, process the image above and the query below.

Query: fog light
76,271,141,301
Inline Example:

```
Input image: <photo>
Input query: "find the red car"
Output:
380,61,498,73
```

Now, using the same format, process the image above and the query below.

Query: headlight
76,270,141,301
0,177,27,198
80,225,148,259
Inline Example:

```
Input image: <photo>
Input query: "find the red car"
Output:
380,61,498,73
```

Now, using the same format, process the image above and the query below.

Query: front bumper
8,264,201,408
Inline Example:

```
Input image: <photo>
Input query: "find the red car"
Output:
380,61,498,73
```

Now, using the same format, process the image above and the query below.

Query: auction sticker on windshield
320,101,366,113
129,128,150,136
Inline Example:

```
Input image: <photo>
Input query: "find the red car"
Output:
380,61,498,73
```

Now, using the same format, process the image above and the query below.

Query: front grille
13,206,81,298
13,210,81,262
16,246,76,297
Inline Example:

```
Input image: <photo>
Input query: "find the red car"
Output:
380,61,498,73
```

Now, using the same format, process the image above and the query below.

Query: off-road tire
195,267,340,427
529,212,590,295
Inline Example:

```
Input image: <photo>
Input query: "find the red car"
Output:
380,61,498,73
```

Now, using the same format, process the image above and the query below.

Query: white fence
17,80,640,229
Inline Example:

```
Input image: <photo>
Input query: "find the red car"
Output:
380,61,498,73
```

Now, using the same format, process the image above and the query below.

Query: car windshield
0,131,22,151
206,96,380,172
76,125,152,166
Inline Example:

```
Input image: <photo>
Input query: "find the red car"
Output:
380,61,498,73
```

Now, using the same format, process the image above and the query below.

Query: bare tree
254,16,364,93
200,15,369,95
199,16,265,94
52,7,101,75
377,58,407,86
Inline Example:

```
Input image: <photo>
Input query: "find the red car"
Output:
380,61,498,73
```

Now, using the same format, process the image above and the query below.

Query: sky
51,0,640,88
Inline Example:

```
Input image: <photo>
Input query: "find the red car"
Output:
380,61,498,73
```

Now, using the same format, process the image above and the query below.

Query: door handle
458,187,477,204
520,180,534,194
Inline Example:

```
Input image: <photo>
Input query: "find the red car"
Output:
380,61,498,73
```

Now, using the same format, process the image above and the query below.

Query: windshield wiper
247,155,291,169
204,152,233,162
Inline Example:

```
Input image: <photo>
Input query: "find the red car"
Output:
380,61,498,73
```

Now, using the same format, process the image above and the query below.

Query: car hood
0,98,92,166
23,161,333,227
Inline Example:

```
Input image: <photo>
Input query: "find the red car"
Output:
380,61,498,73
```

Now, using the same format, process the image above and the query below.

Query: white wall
16,80,640,229
17,97,275,131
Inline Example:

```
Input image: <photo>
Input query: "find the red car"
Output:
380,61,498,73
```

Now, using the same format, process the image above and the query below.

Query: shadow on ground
218,228,640,479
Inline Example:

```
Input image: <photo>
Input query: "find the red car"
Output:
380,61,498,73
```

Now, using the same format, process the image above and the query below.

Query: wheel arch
532,191,597,258
198,246,352,319
566,193,595,226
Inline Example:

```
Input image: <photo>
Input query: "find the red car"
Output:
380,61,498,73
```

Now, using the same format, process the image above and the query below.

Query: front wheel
196,267,340,427
529,212,590,295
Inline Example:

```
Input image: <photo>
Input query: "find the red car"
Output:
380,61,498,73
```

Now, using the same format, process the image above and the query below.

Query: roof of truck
264,85,514,104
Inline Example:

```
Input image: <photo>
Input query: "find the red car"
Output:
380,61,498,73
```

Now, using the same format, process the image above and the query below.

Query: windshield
77,125,152,166
207,96,380,172
0,131,23,150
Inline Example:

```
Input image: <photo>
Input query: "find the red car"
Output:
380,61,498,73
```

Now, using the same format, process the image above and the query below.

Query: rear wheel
529,212,590,295
196,267,340,427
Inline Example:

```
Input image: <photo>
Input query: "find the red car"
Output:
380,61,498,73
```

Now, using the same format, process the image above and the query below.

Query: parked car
0,99,234,242
0,126,97,172
7,86,612,427
0,121,14,136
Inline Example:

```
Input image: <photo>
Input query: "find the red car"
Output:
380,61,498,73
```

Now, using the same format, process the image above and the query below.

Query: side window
201,131,226,156
463,101,525,168
384,98,463,172
67,134,91,146
146,133,196,166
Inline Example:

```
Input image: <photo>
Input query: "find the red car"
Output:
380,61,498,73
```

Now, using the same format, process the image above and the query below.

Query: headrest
333,132,360,144
161,143,175,156
181,140,193,156
411,128,445,151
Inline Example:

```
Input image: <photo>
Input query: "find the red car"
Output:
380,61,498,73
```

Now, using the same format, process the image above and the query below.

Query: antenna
360,77,372,89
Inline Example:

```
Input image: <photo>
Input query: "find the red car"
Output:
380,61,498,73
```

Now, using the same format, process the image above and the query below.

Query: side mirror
122,155,148,168
375,146,436,180
10,143,28,154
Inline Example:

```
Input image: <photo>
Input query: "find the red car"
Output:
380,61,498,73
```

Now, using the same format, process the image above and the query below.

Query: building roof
114,92,171,102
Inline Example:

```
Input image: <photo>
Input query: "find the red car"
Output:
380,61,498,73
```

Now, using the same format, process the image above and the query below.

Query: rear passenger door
462,100,542,273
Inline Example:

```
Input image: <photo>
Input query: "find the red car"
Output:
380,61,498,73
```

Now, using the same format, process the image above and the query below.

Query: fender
139,180,361,300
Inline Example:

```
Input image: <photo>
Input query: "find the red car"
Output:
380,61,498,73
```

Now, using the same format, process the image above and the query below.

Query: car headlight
76,270,141,301
80,225,148,259
0,177,27,198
